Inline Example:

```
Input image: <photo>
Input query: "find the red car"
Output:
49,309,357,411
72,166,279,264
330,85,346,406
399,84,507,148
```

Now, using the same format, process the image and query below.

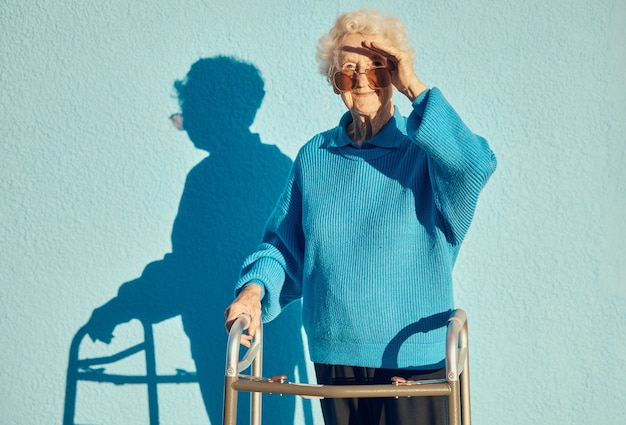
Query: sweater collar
329,106,406,149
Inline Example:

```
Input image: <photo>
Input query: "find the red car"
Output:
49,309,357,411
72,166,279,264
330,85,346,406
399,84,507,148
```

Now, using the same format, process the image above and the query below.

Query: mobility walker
223,309,472,425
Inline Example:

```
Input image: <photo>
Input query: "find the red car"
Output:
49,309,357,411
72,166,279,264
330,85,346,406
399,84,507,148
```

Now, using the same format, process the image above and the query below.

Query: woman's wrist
399,79,428,102
241,282,264,299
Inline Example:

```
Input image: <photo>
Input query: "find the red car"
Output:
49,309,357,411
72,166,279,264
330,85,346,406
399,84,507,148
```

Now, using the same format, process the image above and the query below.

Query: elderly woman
225,8,496,425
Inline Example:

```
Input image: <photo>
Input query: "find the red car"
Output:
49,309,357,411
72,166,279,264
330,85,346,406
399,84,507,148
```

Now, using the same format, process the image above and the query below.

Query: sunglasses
332,66,392,93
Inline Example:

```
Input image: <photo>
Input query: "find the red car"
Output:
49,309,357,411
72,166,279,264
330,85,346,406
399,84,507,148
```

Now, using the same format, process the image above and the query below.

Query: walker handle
445,309,468,382
225,314,263,377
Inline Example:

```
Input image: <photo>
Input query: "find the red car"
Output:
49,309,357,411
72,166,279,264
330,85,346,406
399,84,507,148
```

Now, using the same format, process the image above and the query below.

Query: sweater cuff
236,256,286,301
411,88,431,118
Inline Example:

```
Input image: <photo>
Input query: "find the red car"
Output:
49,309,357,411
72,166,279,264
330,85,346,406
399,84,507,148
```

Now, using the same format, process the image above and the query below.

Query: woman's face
335,33,394,118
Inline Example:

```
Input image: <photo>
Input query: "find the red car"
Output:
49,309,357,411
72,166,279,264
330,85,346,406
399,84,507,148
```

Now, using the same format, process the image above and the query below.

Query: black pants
314,364,448,425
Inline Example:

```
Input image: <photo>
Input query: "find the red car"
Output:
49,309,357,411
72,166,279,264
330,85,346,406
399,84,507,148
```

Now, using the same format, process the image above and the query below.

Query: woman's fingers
240,333,253,348
362,40,399,61
224,284,263,347
362,40,426,101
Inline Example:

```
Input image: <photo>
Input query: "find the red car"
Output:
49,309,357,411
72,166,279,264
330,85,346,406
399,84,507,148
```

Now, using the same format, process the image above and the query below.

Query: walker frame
223,309,472,425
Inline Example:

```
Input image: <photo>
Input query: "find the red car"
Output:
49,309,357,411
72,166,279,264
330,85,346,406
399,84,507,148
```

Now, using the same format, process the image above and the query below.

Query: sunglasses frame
332,66,392,93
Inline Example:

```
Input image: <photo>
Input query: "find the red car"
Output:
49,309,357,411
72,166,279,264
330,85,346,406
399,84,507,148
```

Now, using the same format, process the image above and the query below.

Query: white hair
316,9,414,83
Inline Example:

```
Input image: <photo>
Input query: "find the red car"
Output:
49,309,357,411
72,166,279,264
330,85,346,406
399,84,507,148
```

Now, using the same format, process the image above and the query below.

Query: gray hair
316,9,414,83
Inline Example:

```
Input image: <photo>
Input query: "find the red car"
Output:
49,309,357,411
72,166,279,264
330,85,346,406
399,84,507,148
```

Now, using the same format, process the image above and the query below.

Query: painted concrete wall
1,0,624,424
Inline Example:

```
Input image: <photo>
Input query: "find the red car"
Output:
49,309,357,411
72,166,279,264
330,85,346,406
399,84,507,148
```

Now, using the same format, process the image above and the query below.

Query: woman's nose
355,71,369,88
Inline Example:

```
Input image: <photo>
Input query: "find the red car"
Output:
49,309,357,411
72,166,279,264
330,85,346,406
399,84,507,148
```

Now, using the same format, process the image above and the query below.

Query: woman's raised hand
362,40,427,101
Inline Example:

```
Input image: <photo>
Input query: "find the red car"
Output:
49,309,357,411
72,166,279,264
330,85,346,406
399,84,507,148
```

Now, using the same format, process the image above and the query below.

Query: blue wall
1,1,624,424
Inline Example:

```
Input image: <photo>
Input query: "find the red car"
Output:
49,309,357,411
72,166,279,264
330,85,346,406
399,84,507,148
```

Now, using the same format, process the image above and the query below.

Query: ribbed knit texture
237,88,497,369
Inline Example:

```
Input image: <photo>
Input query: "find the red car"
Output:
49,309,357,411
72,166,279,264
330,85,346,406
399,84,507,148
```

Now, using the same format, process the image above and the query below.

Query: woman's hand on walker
224,284,263,347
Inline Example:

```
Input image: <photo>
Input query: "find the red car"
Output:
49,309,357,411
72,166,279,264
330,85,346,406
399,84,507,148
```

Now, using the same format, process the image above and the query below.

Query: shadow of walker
64,56,313,425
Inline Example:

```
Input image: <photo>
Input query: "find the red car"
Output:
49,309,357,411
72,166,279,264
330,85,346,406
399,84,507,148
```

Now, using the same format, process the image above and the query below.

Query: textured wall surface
1,0,624,424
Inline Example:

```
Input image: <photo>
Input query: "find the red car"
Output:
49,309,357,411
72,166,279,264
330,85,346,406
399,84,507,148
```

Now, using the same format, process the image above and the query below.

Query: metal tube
446,309,467,382
225,315,250,378
223,375,238,425
251,323,263,425
460,319,471,425
447,380,461,425
223,315,250,425
233,380,452,398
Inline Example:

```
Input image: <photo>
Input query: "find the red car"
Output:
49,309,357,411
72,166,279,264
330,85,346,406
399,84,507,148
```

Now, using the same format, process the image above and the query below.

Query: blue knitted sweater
236,88,496,369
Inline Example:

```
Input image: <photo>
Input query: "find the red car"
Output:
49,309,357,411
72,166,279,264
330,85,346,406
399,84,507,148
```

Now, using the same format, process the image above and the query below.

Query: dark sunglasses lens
333,70,356,92
367,68,391,88
333,68,391,92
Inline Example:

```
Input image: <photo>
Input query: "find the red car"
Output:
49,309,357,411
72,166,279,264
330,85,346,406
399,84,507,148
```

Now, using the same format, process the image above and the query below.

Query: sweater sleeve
407,88,497,245
235,160,305,322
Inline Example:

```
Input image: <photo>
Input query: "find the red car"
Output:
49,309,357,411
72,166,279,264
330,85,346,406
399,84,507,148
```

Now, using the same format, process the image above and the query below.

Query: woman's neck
347,105,394,147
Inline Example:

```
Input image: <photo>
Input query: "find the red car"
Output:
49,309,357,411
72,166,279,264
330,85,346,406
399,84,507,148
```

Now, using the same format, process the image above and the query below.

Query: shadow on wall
65,56,312,425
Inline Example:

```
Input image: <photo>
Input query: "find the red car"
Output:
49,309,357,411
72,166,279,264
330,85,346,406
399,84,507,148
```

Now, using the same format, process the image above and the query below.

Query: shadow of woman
81,56,312,424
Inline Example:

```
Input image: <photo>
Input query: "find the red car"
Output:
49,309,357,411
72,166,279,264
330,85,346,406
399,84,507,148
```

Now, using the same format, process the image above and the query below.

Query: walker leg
251,342,263,425
448,380,461,425
460,322,471,425
223,376,238,425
